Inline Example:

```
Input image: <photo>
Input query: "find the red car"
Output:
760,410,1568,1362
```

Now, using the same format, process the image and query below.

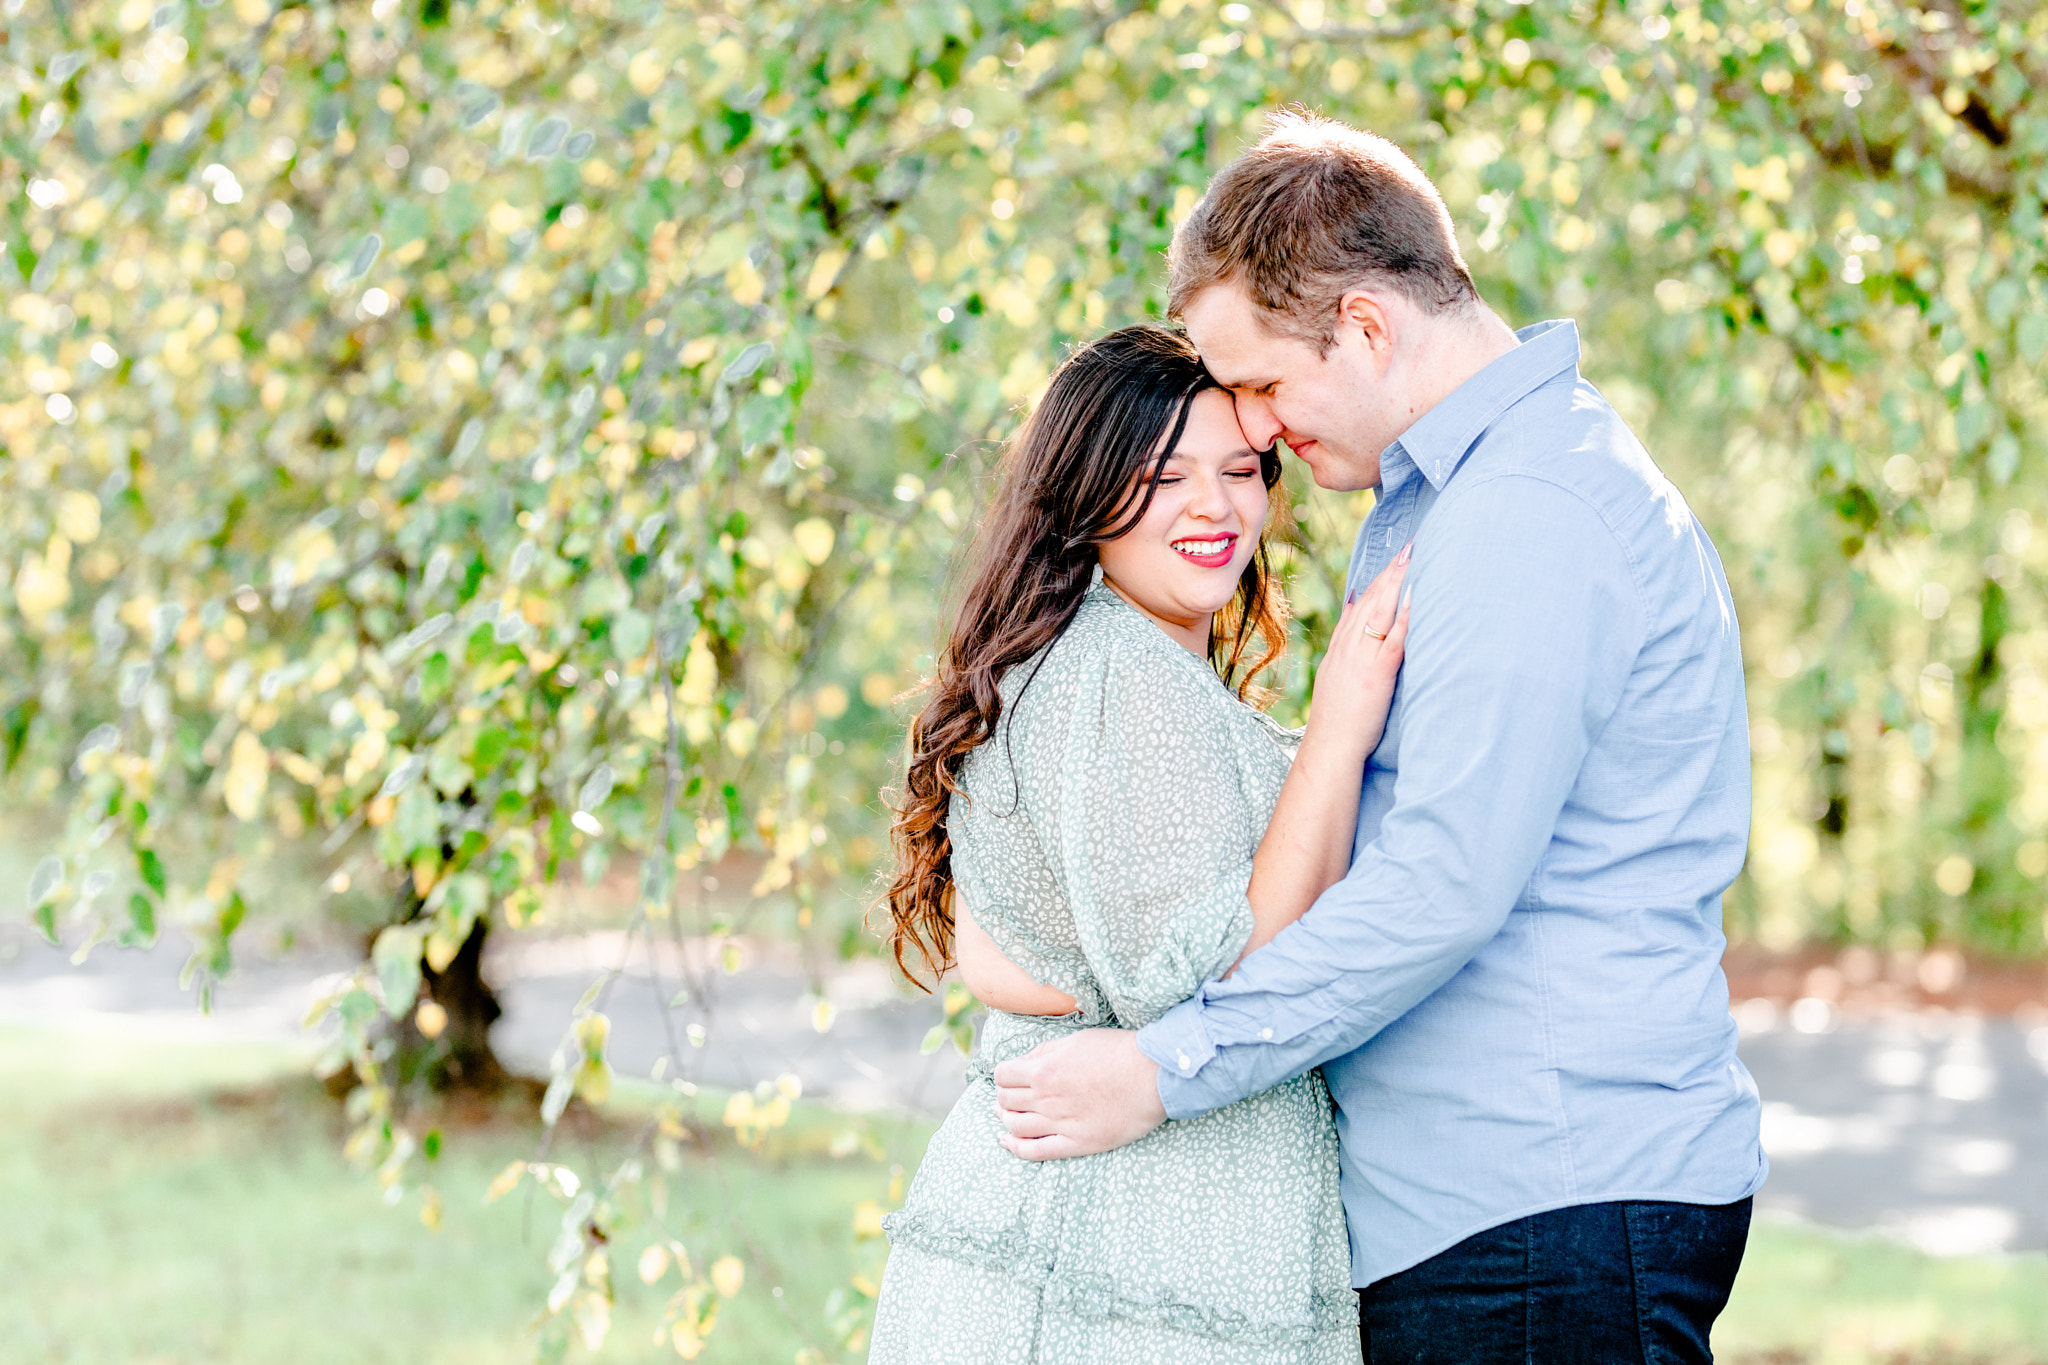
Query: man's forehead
1183,285,1287,384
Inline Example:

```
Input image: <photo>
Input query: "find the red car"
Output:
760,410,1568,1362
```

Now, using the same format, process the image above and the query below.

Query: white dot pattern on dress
870,585,1356,1363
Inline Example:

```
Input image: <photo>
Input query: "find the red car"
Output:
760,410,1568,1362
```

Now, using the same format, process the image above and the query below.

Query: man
993,111,1766,1362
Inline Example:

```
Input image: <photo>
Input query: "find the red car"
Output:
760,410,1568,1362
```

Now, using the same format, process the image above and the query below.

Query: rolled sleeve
1136,473,1646,1116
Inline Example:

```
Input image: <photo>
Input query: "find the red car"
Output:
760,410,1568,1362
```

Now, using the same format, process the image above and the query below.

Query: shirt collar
1384,319,1581,491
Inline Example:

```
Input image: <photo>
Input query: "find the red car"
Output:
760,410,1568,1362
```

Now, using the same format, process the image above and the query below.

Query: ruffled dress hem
880,1211,1358,1349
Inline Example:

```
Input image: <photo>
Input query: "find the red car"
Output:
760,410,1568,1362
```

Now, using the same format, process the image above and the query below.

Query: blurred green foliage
3,0,2048,1347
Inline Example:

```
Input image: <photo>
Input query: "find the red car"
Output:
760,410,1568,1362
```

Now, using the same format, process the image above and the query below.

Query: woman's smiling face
1096,387,1269,654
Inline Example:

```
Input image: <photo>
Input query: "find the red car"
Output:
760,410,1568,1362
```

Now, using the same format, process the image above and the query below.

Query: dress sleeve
1009,632,1265,1029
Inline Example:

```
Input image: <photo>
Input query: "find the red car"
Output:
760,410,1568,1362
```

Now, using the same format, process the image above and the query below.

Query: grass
0,1025,910,1365
1718,1218,2048,1365
2,1025,2045,1365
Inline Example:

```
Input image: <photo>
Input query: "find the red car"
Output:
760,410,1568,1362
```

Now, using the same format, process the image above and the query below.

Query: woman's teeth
1172,537,1233,557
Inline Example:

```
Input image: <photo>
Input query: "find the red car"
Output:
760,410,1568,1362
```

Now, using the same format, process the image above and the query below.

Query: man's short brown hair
1168,109,1478,348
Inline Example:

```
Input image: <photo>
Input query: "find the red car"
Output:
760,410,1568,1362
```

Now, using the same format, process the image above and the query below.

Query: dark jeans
1358,1198,1752,1364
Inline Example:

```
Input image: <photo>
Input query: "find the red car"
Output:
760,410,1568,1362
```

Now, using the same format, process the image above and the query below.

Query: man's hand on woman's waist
993,1029,1165,1160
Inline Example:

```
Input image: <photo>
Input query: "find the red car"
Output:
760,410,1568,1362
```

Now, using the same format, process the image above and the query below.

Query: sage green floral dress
870,582,1356,1364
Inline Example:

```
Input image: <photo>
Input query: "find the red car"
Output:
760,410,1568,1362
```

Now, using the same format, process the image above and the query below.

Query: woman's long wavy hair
883,324,1292,989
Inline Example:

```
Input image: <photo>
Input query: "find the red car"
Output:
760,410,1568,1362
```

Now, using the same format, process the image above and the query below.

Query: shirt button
1176,1052,1191,1072
1260,1028,1273,1040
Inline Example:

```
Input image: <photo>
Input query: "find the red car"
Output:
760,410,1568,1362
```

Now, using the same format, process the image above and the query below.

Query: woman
872,325,1409,1363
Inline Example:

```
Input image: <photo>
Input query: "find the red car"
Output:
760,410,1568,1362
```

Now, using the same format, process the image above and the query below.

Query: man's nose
1233,394,1282,450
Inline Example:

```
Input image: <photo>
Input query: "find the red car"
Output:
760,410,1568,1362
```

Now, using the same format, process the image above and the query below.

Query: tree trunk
410,917,511,1092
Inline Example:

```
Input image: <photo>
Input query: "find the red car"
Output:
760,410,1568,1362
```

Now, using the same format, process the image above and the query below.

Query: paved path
1737,1003,2048,1255
4,923,2044,1256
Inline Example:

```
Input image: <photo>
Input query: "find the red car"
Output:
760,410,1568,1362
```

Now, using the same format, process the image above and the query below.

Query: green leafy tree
5,0,2045,1354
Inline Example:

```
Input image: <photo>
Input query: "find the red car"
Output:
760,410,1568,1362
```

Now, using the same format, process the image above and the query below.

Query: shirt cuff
1135,997,1221,1121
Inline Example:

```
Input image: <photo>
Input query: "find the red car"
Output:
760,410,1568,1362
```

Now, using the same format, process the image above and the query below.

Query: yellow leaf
628,49,667,96
574,1291,610,1352
222,731,269,821
277,752,323,786
749,858,792,896
56,490,101,544
577,1060,612,1106
484,1160,526,1203
860,672,896,708
638,1244,669,1285
724,716,759,757
13,540,72,621
851,1201,884,1239
678,633,718,707
414,1000,449,1038
726,257,766,307
792,517,835,566
710,1254,744,1299
670,1322,705,1359
803,249,848,301
814,684,848,719
999,348,1049,403
424,926,462,973
418,1186,443,1231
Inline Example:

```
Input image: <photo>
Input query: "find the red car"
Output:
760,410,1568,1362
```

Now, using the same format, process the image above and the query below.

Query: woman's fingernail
1398,542,1412,564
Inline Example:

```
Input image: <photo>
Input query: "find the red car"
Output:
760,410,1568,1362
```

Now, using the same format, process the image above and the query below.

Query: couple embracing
870,112,1767,1364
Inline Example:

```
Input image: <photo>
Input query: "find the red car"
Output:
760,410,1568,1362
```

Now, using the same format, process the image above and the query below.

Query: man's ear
1335,289,1395,359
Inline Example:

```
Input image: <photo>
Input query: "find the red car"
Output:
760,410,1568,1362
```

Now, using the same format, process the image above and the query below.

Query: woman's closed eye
1157,464,1260,487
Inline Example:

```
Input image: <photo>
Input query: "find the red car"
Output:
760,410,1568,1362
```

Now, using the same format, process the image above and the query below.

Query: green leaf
126,892,156,941
2019,312,2048,364
138,848,167,898
27,856,63,910
472,726,512,771
610,610,652,663
373,925,425,1019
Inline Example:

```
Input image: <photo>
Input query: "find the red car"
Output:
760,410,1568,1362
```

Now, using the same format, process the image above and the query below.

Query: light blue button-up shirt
1136,320,1767,1287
